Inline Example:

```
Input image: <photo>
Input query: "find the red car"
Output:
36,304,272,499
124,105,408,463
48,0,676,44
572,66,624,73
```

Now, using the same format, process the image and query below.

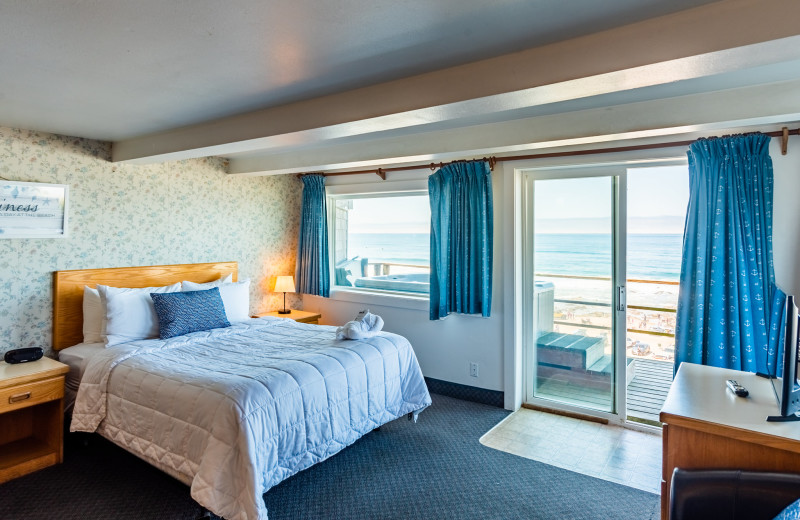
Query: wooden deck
626,358,673,423
533,358,674,423
535,377,613,412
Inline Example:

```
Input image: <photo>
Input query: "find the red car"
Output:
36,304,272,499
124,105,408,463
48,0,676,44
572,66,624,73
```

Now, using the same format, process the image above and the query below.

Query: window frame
326,179,430,307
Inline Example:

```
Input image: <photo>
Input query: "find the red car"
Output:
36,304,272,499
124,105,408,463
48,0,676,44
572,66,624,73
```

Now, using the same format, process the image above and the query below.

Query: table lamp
274,276,295,314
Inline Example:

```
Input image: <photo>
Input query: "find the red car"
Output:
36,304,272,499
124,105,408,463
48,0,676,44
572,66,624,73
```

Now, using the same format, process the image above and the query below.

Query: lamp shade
274,275,296,293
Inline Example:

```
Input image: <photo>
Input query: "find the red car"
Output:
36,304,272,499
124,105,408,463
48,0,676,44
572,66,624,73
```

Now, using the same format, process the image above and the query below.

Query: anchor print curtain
675,133,786,375
428,160,493,320
295,174,330,297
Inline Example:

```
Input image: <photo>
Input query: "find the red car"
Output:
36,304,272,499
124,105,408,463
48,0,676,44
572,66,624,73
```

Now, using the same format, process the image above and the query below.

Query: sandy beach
536,276,678,362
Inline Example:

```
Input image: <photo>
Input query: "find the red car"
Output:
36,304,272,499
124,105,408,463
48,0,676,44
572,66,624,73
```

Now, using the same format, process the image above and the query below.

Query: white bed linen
57,342,105,412
71,317,431,520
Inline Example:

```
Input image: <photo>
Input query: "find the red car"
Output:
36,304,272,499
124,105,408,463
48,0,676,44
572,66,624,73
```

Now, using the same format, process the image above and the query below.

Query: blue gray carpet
0,394,659,519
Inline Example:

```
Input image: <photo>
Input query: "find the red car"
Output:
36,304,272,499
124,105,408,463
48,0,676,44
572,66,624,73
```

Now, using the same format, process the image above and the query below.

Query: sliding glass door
522,168,627,418
519,160,688,424
623,165,688,424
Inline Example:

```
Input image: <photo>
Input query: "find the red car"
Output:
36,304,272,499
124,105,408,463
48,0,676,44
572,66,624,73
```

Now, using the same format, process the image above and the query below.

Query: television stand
660,363,800,520
766,413,800,422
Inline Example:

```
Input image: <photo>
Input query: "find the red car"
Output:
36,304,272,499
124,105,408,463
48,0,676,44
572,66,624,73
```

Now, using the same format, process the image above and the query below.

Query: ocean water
536,233,683,281
349,232,682,281
349,233,430,266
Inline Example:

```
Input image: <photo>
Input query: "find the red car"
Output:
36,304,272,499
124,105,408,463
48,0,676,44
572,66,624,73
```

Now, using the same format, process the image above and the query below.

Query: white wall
772,135,800,297
305,294,504,390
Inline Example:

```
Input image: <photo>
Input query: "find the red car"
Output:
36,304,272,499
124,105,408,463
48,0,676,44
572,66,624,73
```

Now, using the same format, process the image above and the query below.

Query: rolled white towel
336,310,384,340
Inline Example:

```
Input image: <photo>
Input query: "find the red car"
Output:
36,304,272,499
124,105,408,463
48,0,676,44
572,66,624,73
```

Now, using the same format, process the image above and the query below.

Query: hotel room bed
54,262,431,520
58,341,104,413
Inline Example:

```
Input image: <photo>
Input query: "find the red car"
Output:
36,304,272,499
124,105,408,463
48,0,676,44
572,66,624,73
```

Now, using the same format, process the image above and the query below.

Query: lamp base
278,292,291,314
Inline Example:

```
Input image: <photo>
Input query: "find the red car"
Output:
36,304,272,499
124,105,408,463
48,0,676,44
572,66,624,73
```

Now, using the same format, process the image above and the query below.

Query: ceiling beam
227,80,800,175
112,0,800,165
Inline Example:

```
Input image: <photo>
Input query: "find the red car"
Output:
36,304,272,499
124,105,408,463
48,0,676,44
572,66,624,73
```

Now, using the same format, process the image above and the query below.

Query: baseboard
425,377,504,408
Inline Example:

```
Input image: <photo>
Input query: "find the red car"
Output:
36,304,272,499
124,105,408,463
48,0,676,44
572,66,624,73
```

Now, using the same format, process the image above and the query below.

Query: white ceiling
2,0,799,175
1,0,718,141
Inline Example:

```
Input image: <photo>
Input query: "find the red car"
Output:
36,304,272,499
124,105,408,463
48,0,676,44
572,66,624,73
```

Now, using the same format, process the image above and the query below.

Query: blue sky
535,165,689,234
345,164,690,234
347,194,430,234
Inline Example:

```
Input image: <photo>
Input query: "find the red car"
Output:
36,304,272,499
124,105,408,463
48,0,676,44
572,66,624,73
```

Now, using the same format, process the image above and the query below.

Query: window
330,192,430,296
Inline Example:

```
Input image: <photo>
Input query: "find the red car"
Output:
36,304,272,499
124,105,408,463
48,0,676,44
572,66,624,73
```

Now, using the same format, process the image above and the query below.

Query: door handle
617,286,626,311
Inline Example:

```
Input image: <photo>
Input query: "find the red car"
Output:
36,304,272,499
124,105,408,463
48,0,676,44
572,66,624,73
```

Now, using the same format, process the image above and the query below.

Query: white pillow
82,286,105,344
180,273,233,289
98,283,182,347
182,278,250,322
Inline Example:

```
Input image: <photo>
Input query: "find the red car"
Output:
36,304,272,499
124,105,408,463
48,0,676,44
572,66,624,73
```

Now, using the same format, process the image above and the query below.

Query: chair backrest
670,468,800,520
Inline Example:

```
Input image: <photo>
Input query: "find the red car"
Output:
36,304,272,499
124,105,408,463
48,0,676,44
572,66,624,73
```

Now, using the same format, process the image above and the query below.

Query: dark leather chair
670,468,800,520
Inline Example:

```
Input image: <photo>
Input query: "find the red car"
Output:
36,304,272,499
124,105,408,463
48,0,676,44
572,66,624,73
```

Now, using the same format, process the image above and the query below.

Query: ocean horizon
349,232,682,281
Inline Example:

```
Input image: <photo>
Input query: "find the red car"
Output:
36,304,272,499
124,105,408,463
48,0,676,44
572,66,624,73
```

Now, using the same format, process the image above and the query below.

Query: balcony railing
537,272,677,362
366,261,430,276
534,273,676,424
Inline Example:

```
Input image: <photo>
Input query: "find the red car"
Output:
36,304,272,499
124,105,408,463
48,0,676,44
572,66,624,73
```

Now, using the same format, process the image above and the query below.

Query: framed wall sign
0,181,69,238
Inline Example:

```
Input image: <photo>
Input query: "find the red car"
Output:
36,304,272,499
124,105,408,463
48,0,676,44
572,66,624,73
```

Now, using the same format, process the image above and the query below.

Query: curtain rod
299,127,800,180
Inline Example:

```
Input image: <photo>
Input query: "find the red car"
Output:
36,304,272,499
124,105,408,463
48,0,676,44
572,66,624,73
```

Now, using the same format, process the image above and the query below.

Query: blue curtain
295,174,330,297
675,133,786,375
429,160,493,320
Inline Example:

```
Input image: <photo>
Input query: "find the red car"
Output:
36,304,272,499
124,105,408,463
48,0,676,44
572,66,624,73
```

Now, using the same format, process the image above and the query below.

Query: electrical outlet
469,362,479,378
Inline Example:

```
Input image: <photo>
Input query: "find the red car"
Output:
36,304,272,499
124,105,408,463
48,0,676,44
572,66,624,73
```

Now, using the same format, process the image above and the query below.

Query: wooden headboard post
52,261,238,351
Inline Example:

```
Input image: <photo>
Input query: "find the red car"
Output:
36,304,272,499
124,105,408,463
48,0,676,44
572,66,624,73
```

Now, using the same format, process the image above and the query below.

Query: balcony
533,273,677,425
366,261,429,276
627,358,673,423
335,258,432,294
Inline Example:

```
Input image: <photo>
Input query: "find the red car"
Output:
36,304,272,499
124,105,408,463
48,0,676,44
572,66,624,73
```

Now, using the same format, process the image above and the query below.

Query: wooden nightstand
255,309,321,324
0,357,69,484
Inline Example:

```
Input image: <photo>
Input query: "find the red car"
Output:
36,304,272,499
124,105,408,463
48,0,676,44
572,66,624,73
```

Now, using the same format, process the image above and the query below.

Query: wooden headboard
52,261,238,351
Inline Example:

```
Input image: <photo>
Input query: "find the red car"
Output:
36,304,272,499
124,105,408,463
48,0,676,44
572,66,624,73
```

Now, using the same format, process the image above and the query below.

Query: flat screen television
767,295,800,422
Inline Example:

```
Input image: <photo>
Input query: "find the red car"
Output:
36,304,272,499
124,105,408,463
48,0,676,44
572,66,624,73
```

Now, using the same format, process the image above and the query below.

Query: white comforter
71,317,431,520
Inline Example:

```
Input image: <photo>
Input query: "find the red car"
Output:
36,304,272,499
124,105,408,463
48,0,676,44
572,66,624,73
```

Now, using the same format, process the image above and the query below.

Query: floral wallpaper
0,127,303,357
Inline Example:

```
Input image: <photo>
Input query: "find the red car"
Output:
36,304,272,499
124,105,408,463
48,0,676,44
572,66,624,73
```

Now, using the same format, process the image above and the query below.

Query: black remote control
726,379,749,397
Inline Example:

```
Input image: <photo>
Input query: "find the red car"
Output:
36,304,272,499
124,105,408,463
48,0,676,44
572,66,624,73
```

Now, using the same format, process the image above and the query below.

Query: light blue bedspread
72,318,431,520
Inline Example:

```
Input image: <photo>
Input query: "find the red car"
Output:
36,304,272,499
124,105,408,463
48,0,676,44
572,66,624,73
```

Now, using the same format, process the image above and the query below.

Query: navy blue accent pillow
151,287,231,339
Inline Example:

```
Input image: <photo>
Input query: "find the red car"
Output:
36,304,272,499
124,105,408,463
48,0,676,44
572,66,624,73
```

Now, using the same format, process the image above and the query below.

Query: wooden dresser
660,363,800,519
0,357,69,484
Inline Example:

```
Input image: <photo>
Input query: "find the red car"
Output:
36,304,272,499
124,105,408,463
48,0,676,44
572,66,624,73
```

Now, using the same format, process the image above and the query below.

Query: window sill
329,287,429,311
